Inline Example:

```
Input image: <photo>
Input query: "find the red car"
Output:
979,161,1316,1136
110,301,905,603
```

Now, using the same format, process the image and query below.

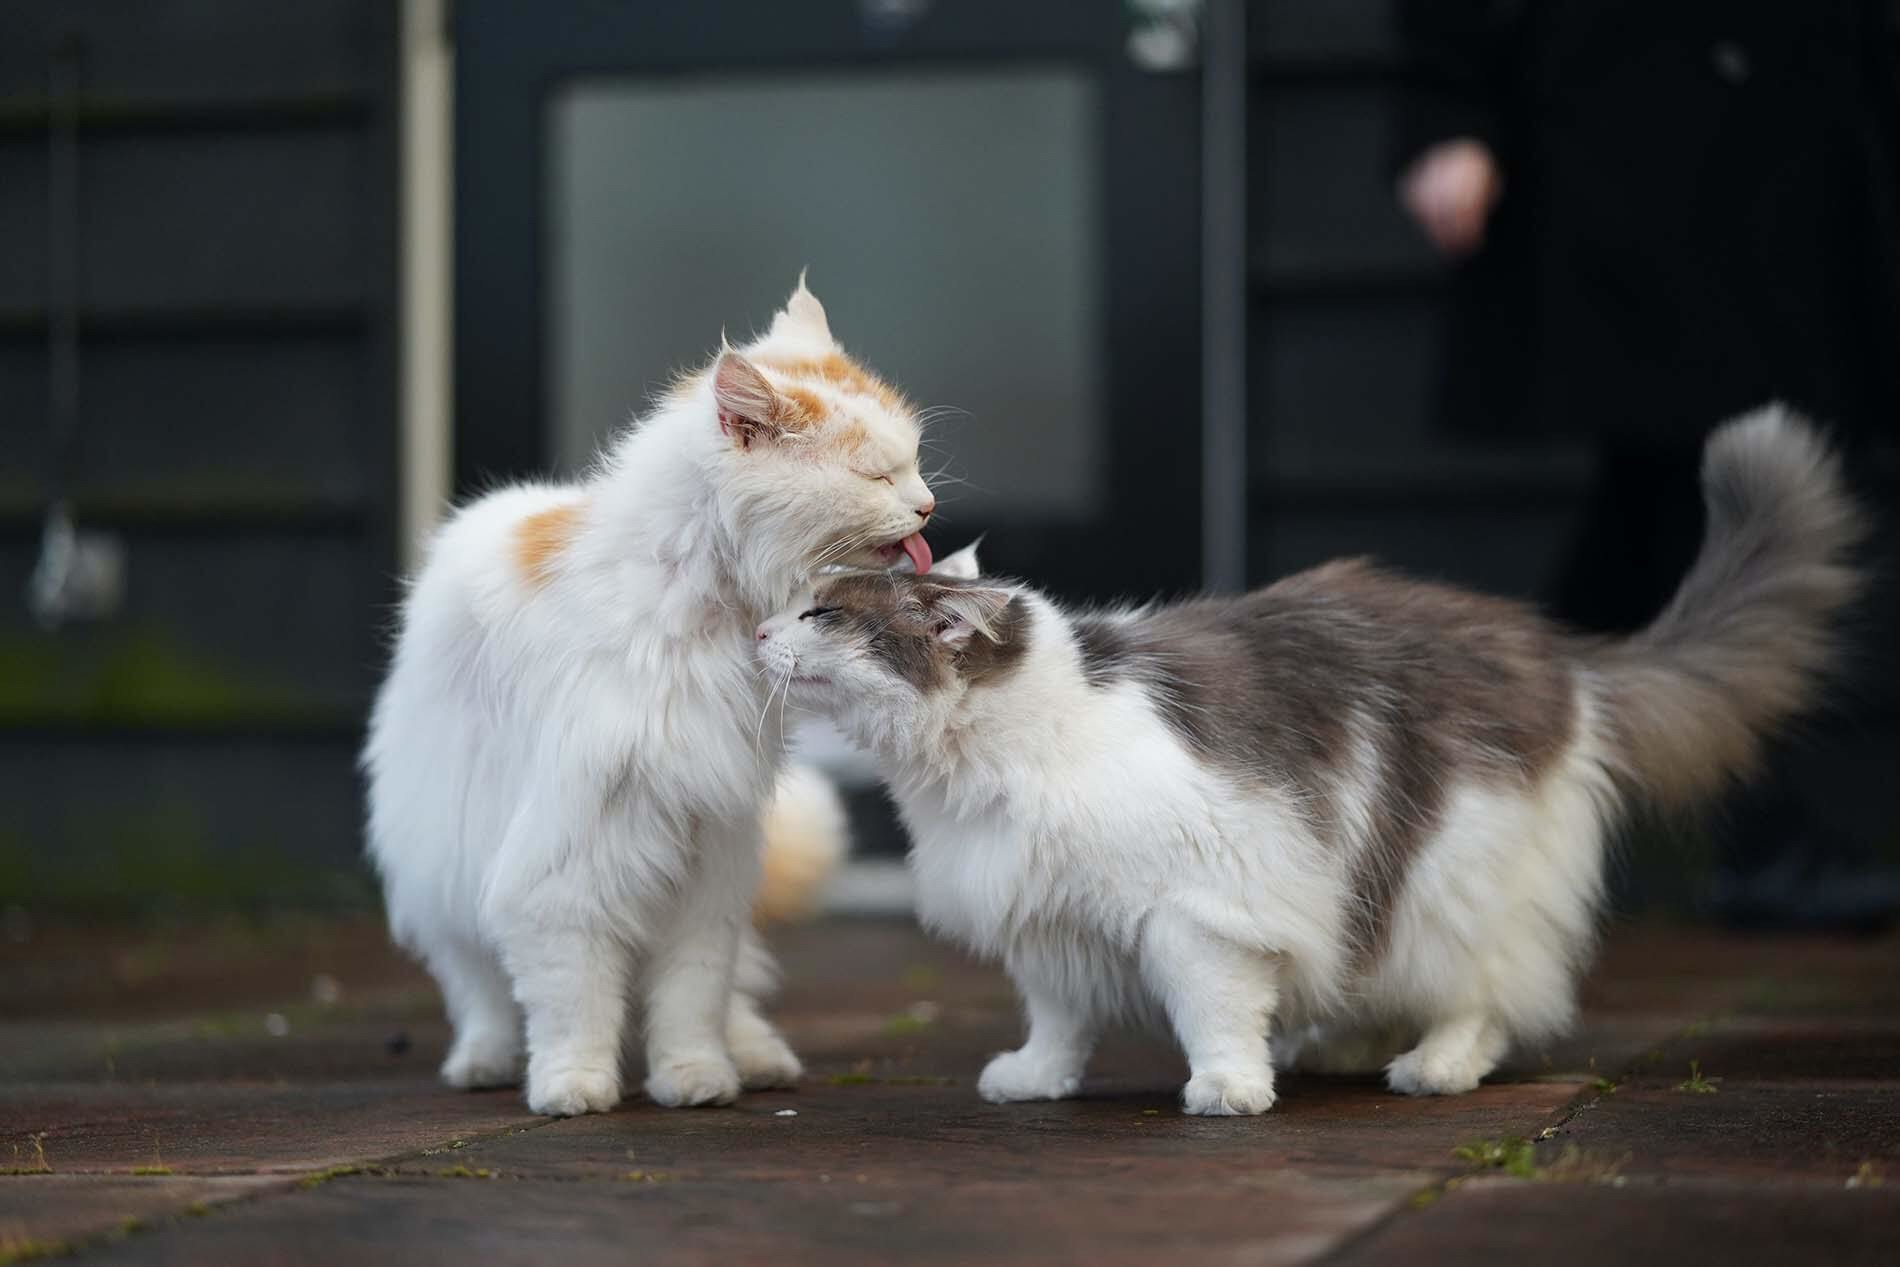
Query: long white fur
759,545,1620,1115
364,280,931,1116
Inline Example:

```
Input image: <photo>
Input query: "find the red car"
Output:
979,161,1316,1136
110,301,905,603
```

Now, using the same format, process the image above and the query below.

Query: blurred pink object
1399,138,1503,257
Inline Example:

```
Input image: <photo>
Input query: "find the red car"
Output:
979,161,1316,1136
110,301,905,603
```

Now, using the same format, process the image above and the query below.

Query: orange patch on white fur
514,501,586,588
752,764,849,924
776,384,828,427
835,421,873,453
762,353,909,414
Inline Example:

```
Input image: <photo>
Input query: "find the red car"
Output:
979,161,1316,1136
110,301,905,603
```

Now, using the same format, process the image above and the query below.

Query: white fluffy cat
756,408,1861,1114
364,279,935,1116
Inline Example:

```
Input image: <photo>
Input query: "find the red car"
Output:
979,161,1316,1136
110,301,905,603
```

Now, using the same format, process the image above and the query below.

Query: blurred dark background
2,1,401,914
2,0,1896,921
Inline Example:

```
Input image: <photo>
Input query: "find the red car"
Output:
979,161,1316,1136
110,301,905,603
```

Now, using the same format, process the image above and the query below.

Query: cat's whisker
915,405,970,433
753,664,791,753
810,532,865,566
777,670,794,750
811,529,878,568
921,469,988,501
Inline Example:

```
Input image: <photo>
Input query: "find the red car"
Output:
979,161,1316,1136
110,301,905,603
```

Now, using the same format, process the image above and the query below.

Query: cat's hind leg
1141,913,1281,1115
1385,1013,1508,1095
978,956,1098,1103
428,935,524,1089
727,993,802,1090
726,927,802,1090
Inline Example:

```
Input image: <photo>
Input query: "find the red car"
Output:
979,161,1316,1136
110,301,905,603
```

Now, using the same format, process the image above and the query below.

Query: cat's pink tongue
901,533,933,575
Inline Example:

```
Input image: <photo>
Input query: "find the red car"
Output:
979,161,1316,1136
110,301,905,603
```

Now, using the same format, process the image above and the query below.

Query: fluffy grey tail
1590,406,1866,810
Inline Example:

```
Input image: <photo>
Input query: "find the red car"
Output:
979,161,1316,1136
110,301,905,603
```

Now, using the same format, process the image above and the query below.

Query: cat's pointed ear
712,349,782,448
933,538,984,581
770,270,831,341
924,584,1015,647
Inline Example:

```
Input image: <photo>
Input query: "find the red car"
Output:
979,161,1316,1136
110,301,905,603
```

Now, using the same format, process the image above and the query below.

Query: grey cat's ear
933,538,983,581
769,270,831,341
712,350,784,448
924,585,1014,646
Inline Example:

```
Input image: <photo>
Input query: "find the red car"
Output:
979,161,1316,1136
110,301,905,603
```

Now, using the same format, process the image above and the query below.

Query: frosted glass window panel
548,69,1103,518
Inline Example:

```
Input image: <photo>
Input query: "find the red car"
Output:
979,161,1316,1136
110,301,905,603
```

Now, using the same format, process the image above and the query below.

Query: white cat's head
687,277,936,593
754,543,1028,756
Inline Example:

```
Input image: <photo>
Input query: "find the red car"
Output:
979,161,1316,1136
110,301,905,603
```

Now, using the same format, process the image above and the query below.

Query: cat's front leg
1140,912,1281,1116
496,915,630,1117
640,820,754,1107
978,966,1097,1103
482,792,631,1115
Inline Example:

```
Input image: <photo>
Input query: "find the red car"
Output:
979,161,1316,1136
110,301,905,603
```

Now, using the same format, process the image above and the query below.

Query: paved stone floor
2,916,1896,1264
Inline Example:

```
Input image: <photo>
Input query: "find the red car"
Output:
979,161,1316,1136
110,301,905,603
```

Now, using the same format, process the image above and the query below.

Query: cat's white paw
730,1031,803,1091
1385,1046,1485,1096
1181,1069,1277,1116
527,1066,620,1116
978,1049,1082,1103
440,1032,523,1089
645,1057,742,1107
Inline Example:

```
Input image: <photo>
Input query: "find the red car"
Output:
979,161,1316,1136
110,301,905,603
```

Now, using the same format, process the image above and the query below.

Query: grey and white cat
755,408,1863,1114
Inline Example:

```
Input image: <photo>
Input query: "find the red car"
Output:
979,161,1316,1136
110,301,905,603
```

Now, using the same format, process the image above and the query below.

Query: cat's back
406,483,588,630
1072,557,1577,789
1225,557,1566,682
368,482,588,773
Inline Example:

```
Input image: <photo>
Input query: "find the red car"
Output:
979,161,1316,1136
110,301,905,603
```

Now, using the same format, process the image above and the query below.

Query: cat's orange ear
712,350,783,449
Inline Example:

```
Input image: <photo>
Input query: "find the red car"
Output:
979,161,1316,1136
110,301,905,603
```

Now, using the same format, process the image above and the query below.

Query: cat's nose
755,624,771,642
915,499,935,521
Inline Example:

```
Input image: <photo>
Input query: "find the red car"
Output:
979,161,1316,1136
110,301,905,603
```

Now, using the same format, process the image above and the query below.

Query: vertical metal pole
400,0,455,572
1200,0,1248,591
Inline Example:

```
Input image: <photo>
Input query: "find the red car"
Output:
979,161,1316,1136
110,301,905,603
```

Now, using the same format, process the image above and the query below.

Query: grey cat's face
754,571,1029,731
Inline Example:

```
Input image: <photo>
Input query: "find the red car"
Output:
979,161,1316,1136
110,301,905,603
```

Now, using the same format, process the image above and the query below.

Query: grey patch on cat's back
1068,599,1355,778
1072,614,1135,687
